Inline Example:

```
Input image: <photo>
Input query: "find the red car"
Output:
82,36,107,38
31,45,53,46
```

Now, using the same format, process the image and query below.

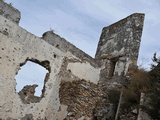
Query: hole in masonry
54,54,57,58
15,60,50,99
109,60,117,77
56,44,59,48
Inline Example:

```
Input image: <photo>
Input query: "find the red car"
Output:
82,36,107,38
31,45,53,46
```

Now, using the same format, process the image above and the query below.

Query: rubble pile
59,79,104,119
18,84,42,104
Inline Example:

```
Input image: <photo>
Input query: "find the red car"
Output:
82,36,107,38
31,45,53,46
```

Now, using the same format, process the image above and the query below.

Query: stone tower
96,13,145,88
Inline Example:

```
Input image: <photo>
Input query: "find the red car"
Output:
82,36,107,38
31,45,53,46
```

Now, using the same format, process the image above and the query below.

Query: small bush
122,68,150,109
140,57,160,120
121,54,160,119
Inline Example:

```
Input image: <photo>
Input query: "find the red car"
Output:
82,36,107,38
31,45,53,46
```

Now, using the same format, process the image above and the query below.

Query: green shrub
122,68,150,109
140,58,160,120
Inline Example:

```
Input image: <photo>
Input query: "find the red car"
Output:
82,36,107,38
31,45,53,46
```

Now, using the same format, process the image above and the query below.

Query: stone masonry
0,1,145,119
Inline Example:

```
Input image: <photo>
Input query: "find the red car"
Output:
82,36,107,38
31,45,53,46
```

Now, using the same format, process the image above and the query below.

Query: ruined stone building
0,1,145,120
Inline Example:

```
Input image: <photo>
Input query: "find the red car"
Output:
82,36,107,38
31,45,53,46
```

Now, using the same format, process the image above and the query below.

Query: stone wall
0,1,100,119
42,32,101,119
0,14,101,119
96,13,145,88
0,1,145,119
0,0,20,24
0,14,64,119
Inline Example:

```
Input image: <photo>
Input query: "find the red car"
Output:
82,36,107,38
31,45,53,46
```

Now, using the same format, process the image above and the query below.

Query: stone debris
59,79,118,120
21,114,34,120
100,54,112,60
94,103,115,120
18,84,42,104
132,109,138,114
118,104,138,120
59,79,105,119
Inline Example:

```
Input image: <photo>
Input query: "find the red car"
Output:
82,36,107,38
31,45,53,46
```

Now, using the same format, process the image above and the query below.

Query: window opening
109,60,117,77
15,61,49,97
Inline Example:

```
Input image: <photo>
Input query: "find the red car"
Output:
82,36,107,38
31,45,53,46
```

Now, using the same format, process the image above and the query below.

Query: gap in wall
15,61,49,97
109,61,117,77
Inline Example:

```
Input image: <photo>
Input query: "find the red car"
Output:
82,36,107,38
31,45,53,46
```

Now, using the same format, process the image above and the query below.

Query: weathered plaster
67,62,100,84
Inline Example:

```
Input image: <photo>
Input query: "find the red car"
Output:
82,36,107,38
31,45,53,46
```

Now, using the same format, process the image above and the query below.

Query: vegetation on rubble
59,55,160,119
121,54,160,119
140,55,160,120
123,68,150,107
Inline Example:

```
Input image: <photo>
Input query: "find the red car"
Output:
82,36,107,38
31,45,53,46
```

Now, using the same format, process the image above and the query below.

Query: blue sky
4,0,160,95
15,61,48,96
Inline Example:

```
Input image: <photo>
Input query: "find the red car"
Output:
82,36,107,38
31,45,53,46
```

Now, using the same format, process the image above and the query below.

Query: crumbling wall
0,0,20,24
42,31,101,83
0,1,145,119
94,13,145,120
59,80,103,119
0,1,101,119
42,31,100,68
96,13,145,87
42,34,101,119
0,14,65,119
43,14,145,119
